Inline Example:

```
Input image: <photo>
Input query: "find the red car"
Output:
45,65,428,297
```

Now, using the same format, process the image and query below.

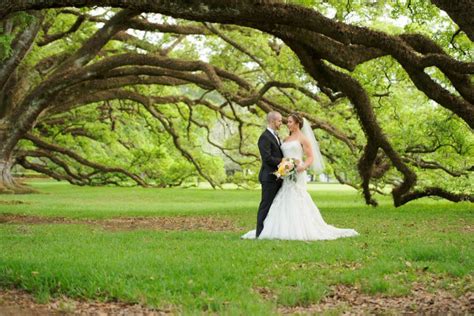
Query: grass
0,180,473,314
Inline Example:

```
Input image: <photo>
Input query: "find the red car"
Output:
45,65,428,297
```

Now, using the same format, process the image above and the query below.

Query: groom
256,111,284,238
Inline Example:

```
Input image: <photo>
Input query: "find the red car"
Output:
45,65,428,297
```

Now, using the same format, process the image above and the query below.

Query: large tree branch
22,133,149,187
286,40,418,206
38,14,85,46
4,2,470,73
0,11,43,95
54,9,140,74
267,24,385,71
16,156,82,184
400,33,474,105
401,62,473,128
49,86,259,171
431,0,474,41
128,17,208,35
16,149,85,184
398,187,474,205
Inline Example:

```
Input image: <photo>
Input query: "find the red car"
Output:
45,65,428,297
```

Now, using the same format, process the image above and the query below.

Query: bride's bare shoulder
299,134,310,146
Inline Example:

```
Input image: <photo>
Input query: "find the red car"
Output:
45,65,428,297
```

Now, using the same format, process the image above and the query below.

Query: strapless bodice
281,140,303,160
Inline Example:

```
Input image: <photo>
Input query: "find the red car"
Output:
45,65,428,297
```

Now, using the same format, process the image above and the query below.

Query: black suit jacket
258,129,284,183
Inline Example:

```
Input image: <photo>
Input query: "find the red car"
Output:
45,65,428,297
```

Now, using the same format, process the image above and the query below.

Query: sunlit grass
0,181,472,313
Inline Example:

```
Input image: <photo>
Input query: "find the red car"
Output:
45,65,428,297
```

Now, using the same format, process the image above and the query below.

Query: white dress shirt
267,127,281,145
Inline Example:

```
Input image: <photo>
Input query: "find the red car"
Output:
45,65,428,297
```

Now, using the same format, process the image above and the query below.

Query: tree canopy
0,0,472,206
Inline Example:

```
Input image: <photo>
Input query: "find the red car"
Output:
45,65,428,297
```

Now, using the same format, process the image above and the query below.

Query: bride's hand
295,160,305,173
296,165,306,173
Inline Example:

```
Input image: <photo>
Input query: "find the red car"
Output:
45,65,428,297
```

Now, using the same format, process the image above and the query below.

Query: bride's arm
297,137,314,172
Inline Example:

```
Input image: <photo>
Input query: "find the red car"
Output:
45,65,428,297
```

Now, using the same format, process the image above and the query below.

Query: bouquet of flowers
273,158,298,182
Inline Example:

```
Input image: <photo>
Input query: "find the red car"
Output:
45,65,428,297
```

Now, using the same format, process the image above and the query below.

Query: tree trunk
0,119,35,194
0,154,18,193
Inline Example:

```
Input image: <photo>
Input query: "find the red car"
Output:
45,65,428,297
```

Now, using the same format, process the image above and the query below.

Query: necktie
274,131,281,145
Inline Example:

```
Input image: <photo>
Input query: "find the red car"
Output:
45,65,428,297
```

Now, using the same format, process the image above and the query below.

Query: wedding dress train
242,140,359,241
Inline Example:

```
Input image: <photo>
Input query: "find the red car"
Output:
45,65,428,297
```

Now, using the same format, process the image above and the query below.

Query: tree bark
0,154,16,193
0,12,43,120
0,9,139,193
0,120,35,193
0,12,43,93
431,0,474,41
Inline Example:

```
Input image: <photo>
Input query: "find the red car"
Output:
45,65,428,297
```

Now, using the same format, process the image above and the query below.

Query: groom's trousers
256,180,282,237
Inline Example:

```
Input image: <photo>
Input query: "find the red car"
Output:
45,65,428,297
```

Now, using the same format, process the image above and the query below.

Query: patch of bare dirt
0,288,174,315
458,218,474,234
0,213,240,232
278,283,474,315
0,200,29,205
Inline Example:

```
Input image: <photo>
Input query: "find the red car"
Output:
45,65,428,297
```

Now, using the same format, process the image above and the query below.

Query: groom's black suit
256,129,283,237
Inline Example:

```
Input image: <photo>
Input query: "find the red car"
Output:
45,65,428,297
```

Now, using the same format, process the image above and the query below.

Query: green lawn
0,181,472,314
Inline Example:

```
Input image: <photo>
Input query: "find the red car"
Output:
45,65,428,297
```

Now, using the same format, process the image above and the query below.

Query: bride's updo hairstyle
289,112,304,129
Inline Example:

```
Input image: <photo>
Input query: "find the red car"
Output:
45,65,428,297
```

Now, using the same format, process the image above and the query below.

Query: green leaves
0,11,37,60
0,34,13,61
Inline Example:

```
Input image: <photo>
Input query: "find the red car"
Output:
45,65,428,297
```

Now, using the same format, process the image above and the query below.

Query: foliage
1,3,472,204
0,34,13,61
0,12,36,60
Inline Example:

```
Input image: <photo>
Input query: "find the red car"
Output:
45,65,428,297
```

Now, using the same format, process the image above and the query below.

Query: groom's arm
258,135,281,168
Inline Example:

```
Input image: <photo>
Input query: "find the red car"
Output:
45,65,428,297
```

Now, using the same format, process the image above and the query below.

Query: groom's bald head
267,111,282,130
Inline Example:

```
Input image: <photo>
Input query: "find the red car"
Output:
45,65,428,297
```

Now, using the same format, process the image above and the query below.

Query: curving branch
398,187,474,204
128,17,208,35
172,100,260,165
38,14,86,46
16,149,85,184
17,156,80,184
0,11,43,97
22,133,149,187
431,0,474,41
403,156,469,178
54,9,140,74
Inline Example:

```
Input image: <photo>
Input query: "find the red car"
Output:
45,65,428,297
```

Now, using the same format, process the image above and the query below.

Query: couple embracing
242,111,358,241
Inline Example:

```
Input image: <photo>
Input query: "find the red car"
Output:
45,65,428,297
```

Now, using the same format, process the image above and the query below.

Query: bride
242,112,359,241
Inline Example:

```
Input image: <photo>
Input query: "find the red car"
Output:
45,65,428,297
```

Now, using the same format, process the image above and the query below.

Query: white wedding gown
242,140,359,241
